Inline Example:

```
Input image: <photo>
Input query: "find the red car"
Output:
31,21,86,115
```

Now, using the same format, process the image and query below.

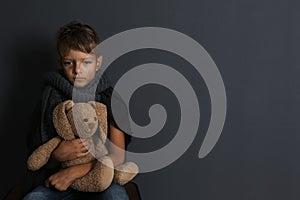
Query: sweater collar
44,69,110,102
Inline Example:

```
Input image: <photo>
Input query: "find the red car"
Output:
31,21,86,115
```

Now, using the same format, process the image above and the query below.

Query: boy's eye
63,61,73,66
83,60,92,65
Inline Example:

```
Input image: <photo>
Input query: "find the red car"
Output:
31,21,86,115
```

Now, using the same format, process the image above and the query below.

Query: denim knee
101,182,129,200
23,191,48,200
22,185,74,200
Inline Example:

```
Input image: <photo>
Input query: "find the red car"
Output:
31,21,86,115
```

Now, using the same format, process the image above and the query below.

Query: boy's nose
74,63,82,74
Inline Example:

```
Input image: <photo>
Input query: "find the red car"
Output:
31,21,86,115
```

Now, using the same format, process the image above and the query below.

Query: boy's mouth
75,77,86,80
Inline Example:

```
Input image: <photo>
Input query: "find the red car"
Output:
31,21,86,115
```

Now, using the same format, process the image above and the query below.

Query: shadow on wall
0,35,57,199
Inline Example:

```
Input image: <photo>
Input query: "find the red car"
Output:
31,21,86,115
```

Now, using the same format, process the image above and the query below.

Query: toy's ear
88,101,107,143
53,100,75,140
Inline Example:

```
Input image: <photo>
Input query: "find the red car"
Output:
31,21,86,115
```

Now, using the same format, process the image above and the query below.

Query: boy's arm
51,139,90,162
45,138,95,191
45,160,96,191
44,138,92,191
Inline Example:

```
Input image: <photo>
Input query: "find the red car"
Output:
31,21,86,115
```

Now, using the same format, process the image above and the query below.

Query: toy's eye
94,117,97,121
83,118,88,122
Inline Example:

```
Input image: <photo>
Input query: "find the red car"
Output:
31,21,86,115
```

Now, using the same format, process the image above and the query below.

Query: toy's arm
107,123,126,166
27,137,62,171
94,136,108,159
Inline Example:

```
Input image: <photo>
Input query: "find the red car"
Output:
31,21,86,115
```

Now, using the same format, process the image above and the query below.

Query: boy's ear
96,55,103,71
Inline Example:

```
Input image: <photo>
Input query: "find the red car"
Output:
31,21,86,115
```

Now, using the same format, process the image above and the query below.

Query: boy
22,21,131,200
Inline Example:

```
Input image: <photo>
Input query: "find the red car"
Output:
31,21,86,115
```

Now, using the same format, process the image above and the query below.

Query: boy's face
61,49,102,87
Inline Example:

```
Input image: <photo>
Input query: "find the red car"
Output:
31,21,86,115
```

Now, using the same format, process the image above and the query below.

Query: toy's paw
113,162,139,185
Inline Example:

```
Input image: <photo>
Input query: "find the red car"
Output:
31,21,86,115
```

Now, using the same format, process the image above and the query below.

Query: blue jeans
22,182,129,200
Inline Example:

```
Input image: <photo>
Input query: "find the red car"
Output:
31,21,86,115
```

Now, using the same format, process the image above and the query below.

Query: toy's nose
88,122,95,130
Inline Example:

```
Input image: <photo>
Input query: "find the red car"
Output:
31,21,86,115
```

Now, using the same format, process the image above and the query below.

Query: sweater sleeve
26,100,42,155
26,85,63,155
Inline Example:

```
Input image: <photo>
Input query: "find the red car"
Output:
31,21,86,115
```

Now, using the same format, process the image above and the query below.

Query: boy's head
56,21,102,88
56,20,100,60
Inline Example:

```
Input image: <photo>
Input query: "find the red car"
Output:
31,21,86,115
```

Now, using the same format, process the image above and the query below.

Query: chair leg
124,182,142,200
3,184,27,200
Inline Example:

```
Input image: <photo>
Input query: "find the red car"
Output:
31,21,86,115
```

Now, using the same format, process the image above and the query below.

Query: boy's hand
52,139,90,162
45,161,96,191
44,167,75,191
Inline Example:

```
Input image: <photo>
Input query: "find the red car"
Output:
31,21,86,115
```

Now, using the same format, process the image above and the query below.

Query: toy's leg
71,156,114,192
113,162,139,185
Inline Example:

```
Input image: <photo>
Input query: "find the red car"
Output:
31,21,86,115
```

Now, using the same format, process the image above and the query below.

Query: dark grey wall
1,0,300,199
